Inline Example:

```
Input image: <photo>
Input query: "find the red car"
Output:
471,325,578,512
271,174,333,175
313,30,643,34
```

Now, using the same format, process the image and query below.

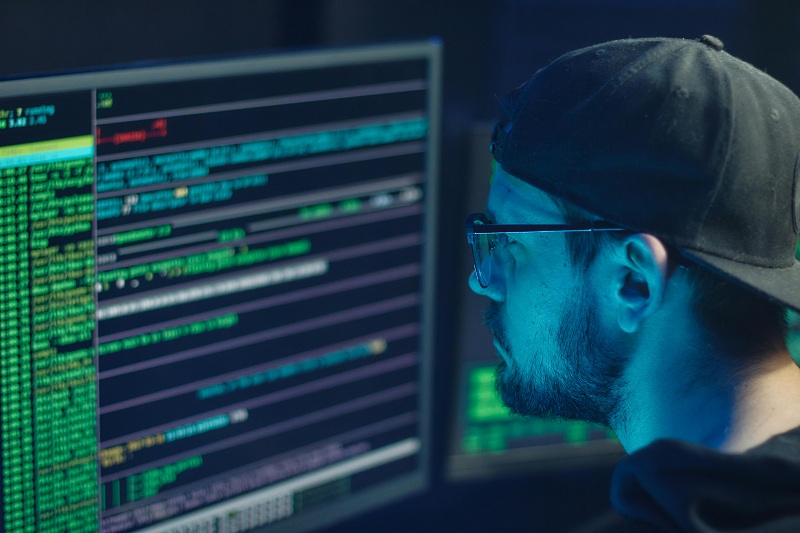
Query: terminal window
0,43,438,532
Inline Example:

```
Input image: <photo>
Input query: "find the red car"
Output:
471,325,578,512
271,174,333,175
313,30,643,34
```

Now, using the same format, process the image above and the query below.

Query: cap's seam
598,40,695,111
692,49,734,245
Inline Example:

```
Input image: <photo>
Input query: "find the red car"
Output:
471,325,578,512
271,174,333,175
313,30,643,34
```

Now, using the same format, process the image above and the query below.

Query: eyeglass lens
471,231,493,288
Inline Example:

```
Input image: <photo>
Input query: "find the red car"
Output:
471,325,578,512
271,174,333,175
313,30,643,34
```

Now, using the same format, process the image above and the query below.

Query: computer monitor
0,40,440,532
447,125,622,481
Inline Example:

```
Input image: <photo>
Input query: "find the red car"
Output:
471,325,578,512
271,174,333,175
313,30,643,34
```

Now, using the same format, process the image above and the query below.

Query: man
467,35,800,530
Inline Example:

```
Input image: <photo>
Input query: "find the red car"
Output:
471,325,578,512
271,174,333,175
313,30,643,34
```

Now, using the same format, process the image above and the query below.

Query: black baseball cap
490,35,800,312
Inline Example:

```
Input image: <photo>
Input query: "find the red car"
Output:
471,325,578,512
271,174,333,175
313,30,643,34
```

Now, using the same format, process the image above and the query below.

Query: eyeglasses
465,213,624,288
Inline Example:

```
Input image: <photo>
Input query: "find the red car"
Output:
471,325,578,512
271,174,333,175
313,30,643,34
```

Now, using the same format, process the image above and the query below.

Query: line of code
96,117,427,193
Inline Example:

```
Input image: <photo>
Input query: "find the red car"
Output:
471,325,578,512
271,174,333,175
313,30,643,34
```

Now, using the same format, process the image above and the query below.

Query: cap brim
680,249,800,313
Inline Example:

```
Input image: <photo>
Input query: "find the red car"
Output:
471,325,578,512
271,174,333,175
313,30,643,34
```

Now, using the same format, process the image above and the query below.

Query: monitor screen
447,126,622,481
0,40,440,532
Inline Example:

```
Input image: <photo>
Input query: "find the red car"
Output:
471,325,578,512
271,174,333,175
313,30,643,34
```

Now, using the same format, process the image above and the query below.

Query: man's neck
611,320,800,454
720,351,800,452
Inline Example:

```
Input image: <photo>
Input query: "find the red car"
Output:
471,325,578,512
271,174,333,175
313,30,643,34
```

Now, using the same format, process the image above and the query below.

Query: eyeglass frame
465,212,626,288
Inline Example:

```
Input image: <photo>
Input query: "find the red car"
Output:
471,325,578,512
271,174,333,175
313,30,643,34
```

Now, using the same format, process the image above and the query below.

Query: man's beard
486,286,626,426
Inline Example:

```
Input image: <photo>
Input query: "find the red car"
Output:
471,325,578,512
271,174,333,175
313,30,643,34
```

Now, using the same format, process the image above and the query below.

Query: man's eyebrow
485,209,497,224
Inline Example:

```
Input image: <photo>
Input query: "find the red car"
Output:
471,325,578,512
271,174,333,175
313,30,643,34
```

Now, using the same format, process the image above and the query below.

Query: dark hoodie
610,427,800,531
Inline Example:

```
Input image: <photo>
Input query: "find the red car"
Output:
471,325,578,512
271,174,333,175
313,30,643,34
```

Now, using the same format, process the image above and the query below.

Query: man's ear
614,234,669,334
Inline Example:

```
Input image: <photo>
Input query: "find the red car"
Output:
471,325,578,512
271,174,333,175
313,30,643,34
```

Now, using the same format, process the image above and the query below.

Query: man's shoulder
610,427,800,531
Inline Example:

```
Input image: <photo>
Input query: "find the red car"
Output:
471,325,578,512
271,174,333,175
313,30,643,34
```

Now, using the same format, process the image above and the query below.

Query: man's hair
548,193,788,360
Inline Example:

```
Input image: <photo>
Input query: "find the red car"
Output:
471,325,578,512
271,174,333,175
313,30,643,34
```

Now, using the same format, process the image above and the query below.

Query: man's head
469,35,800,428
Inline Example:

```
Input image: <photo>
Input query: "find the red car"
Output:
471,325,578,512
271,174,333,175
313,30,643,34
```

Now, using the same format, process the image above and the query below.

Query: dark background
4,1,799,531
